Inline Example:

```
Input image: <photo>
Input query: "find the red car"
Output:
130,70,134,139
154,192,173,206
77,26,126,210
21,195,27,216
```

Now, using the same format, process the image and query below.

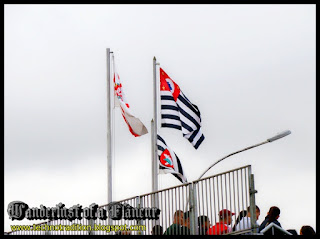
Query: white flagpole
152,56,158,193
151,57,161,230
106,48,113,204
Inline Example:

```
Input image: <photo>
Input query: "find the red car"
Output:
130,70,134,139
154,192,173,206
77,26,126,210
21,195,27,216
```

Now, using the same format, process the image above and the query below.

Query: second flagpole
152,56,158,193
106,48,113,207
151,57,160,230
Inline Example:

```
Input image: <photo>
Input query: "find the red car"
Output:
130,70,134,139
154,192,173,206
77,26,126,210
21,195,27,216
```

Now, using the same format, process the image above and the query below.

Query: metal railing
193,165,257,235
260,222,293,235
5,165,256,235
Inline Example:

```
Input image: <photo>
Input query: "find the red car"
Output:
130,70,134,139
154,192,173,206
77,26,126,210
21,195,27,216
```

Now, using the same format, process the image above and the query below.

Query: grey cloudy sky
4,4,315,233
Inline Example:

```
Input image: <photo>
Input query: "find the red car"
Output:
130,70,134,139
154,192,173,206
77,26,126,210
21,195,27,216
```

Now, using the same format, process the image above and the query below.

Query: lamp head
267,130,291,142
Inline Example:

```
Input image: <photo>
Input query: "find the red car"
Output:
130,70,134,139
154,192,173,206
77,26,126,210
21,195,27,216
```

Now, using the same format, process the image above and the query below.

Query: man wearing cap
206,209,235,235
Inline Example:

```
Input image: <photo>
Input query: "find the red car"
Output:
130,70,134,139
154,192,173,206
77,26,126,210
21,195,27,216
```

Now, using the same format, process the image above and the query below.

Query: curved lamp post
185,130,291,215
197,130,291,180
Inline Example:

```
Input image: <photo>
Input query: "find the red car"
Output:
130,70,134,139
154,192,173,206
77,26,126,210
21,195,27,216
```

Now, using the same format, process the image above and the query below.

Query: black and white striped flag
157,134,187,184
160,67,205,149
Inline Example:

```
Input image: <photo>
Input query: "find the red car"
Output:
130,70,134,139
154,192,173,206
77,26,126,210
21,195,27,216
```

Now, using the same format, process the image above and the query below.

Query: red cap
219,209,235,217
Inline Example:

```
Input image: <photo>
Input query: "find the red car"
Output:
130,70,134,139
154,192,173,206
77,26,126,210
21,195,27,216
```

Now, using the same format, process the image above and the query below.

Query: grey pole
152,57,158,193
151,120,158,193
188,183,198,235
248,167,258,234
151,57,160,231
106,48,112,204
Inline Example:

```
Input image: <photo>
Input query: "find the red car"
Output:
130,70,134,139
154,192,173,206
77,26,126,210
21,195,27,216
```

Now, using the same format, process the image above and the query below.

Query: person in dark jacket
151,225,163,235
300,225,316,235
259,206,282,235
180,211,191,235
163,210,184,235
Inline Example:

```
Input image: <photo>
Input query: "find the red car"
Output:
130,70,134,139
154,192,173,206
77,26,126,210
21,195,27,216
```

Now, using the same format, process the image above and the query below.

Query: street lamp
197,130,291,180
185,130,291,234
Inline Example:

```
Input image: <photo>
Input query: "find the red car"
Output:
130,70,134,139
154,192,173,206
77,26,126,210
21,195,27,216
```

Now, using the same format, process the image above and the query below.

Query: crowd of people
150,205,316,235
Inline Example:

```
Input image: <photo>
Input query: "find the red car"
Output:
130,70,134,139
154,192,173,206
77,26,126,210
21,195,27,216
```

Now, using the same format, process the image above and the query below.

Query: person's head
247,205,260,220
183,211,191,228
151,225,163,235
267,206,280,223
300,225,315,235
198,215,210,229
235,210,247,224
219,209,235,225
232,210,247,231
173,210,184,225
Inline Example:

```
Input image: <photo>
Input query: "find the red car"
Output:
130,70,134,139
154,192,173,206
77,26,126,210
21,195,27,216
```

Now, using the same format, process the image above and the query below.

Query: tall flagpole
106,48,113,205
151,57,160,230
152,56,158,193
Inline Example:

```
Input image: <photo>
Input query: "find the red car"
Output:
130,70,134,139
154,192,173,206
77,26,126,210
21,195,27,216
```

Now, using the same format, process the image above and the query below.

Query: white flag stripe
186,130,202,146
161,91,174,96
179,113,199,132
179,92,201,115
177,102,202,127
162,119,182,127
161,100,178,107
176,98,202,126
161,98,178,108
161,91,181,128
161,109,180,118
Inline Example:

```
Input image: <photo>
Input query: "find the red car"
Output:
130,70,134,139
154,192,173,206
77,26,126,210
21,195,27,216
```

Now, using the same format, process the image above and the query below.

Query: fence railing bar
193,165,252,183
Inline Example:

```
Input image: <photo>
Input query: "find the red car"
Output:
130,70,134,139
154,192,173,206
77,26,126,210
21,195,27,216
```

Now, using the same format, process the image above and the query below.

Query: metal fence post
45,221,50,235
248,166,258,234
136,196,143,235
88,219,95,235
188,183,198,235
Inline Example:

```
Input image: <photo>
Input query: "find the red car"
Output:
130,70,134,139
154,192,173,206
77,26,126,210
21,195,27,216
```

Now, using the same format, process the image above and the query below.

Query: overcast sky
4,4,315,233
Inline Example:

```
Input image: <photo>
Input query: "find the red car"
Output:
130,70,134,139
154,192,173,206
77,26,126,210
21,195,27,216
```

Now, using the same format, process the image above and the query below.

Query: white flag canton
157,134,187,184
113,71,148,137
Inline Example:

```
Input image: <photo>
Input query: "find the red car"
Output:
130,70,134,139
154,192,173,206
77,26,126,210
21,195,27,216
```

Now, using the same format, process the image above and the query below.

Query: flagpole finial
153,56,156,61
151,119,154,123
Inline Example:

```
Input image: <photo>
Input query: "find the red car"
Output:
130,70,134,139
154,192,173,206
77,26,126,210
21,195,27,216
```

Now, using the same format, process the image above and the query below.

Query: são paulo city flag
113,68,148,137
157,134,187,184
160,67,205,149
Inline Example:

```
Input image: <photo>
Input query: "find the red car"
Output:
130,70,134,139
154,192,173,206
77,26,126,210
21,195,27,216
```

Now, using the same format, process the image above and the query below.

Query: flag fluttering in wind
157,134,187,183
113,67,148,137
160,68,205,149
